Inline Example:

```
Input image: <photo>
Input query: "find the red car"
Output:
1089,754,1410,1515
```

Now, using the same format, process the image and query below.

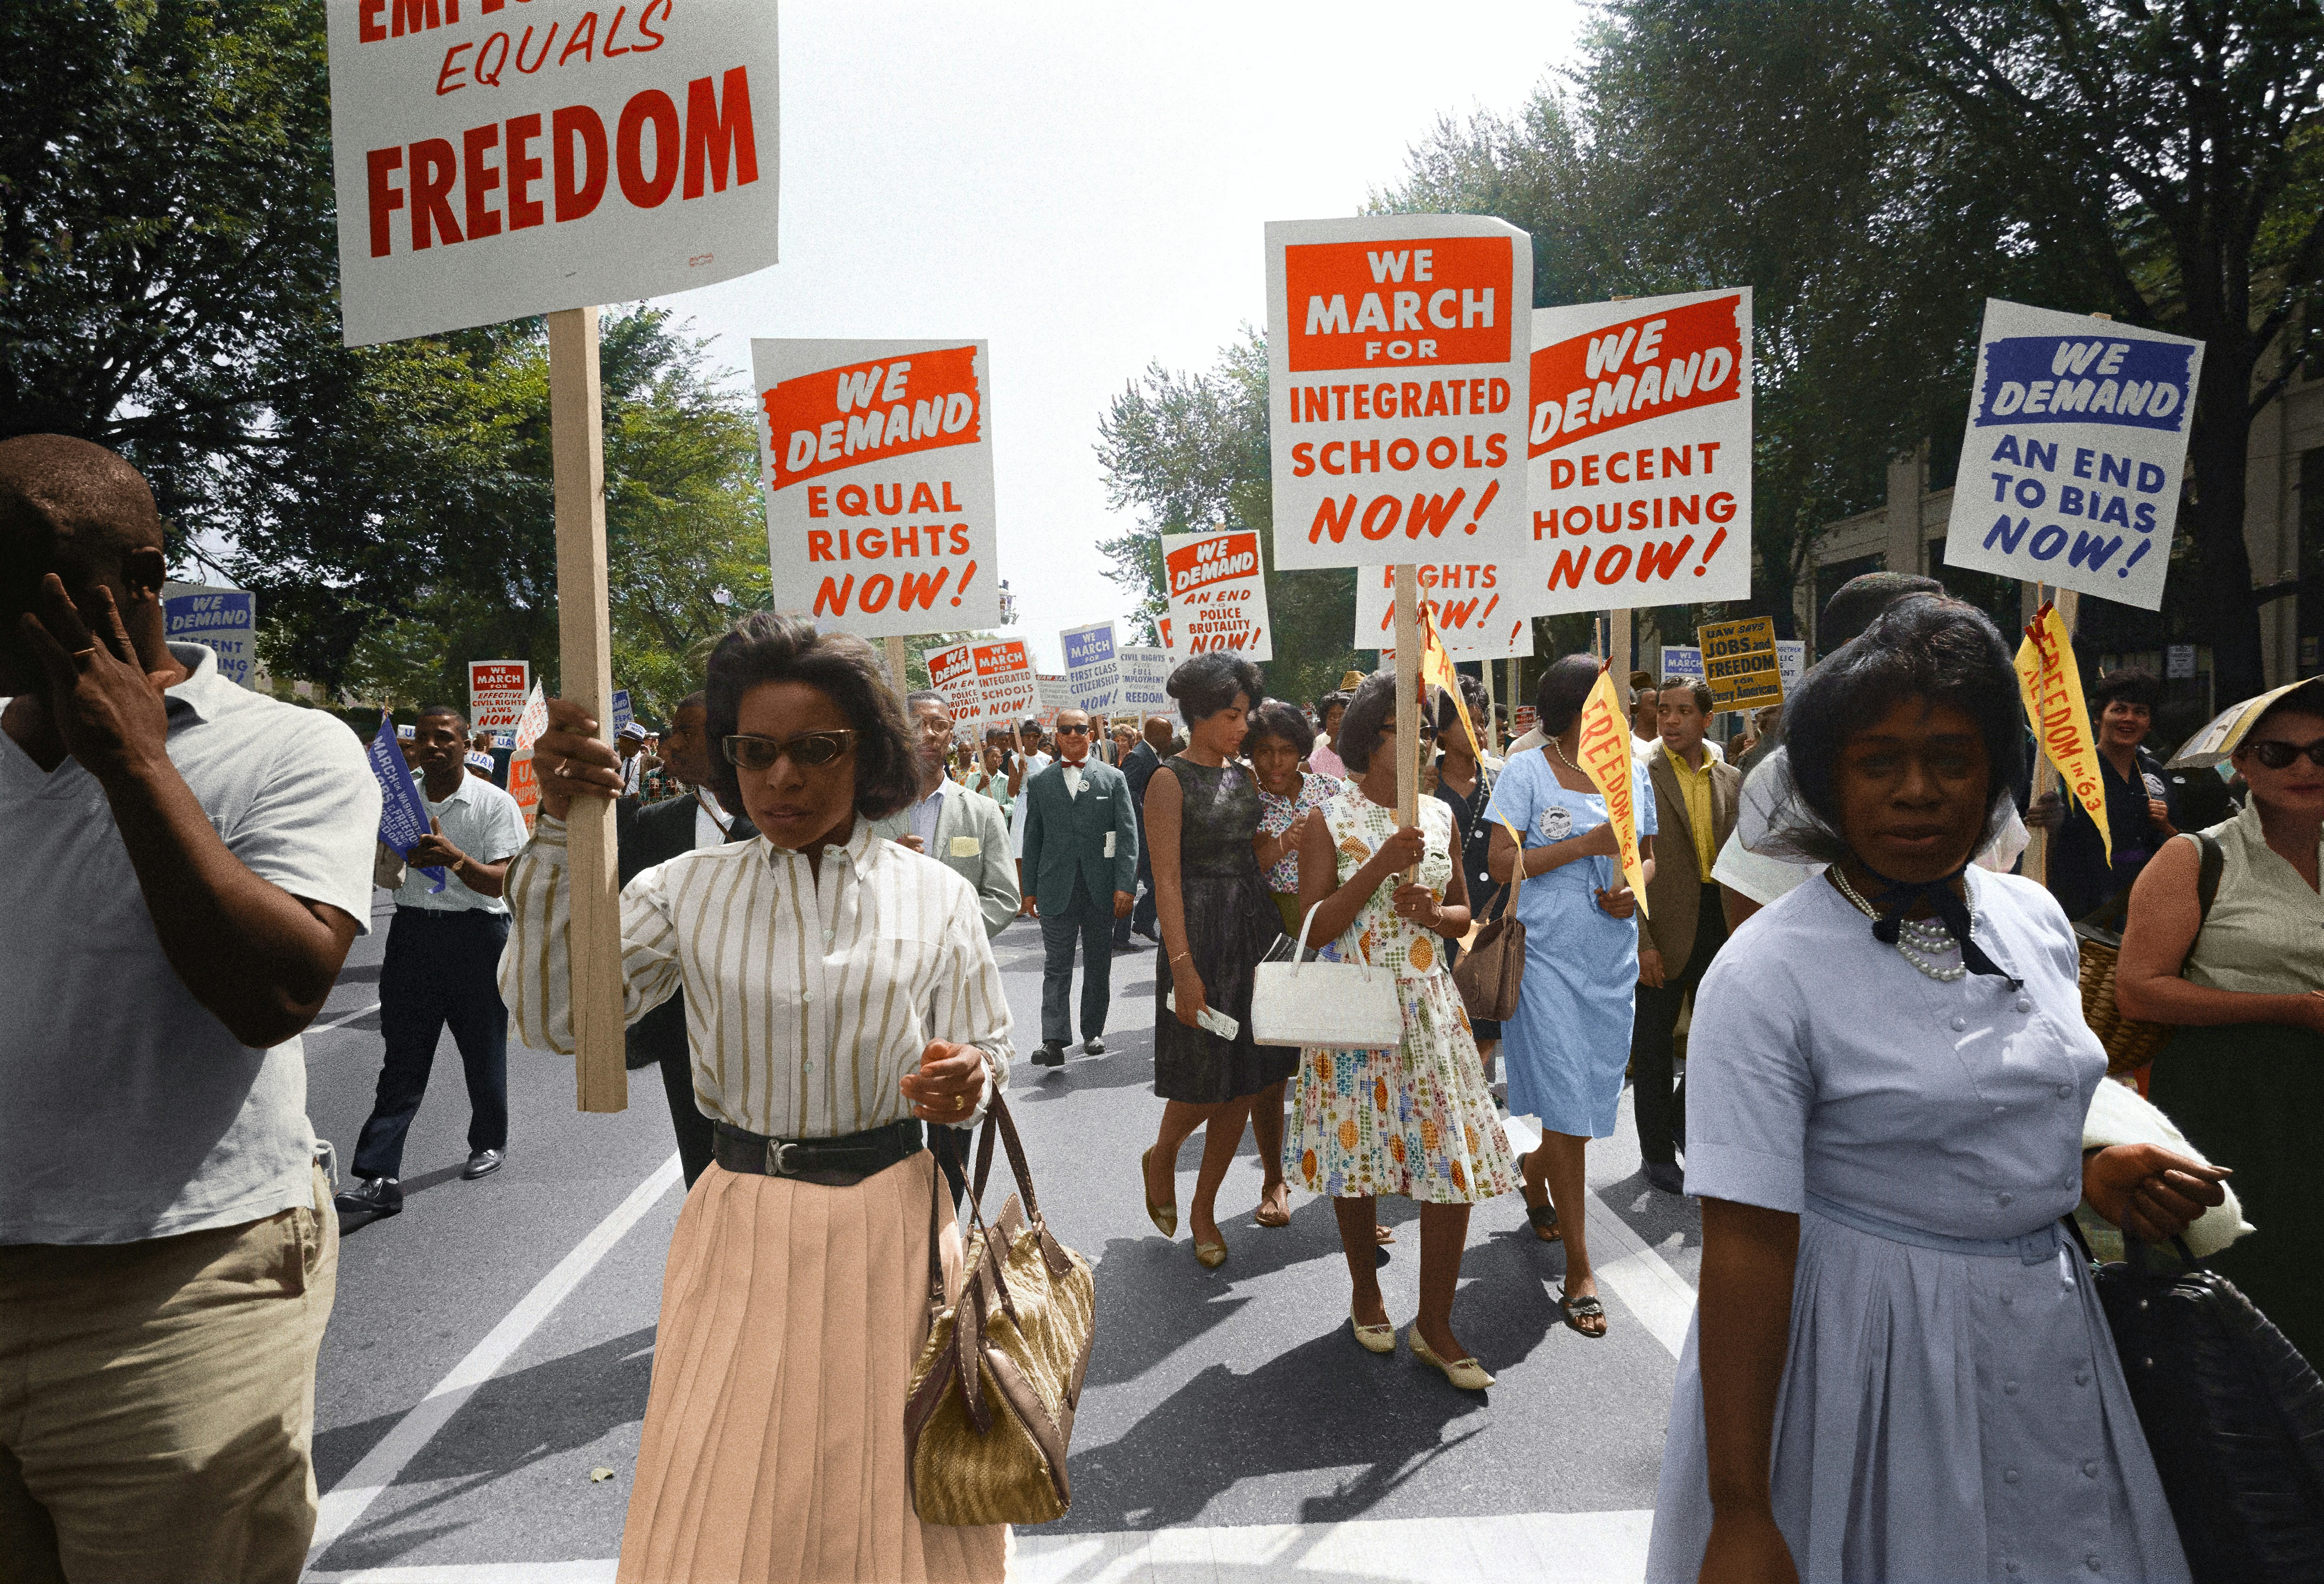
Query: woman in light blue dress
1489,654,1656,1338
1648,595,2223,1584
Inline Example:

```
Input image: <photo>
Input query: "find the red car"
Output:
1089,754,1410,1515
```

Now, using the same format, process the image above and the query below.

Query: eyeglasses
914,716,955,737
1054,723,1091,735
2245,737,2324,770
722,730,856,771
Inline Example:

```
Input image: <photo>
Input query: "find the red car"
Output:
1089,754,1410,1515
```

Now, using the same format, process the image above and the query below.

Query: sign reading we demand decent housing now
756,341,1001,635
327,0,779,345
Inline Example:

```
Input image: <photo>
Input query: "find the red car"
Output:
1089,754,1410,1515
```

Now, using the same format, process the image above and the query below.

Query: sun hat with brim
2167,680,2322,769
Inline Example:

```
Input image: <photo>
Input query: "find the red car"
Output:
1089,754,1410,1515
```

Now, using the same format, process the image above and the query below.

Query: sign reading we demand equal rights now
326,0,779,346
756,341,1001,635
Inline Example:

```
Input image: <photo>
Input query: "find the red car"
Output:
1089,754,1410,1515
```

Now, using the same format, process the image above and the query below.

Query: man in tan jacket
1633,676,1741,1194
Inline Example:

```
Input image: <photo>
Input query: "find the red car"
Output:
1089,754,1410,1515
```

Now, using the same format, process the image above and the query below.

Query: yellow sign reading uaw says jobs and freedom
1697,615,1784,710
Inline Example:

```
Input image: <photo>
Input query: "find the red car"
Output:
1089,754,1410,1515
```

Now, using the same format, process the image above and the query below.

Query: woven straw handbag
904,1096,1095,1527
2073,833,2224,1076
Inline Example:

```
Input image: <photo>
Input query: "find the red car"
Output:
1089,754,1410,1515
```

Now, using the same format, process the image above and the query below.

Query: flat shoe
1194,1237,1228,1269
1559,1288,1609,1339
1351,1307,1396,1354
1140,1146,1177,1239
1407,1325,1494,1390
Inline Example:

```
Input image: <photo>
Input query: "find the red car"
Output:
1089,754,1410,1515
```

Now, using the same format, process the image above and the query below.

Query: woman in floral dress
1250,700,1340,935
1287,672,1520,1390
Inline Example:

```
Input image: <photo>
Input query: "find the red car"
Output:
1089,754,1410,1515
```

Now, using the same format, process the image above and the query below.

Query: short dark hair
1428,676,1491,740
1168,651,1264,725
1315,689,1351,720
1334,671,1396,773
1534,654,1601,737
1659,676,1716,715
416,704,466,731
2245,678,2324,745
904,688,949,716
2088,668,2160,712
1775,594,2018,865
1246,698,1315,757
676,690,706,717
702,614,918,820
1820,572,1943,654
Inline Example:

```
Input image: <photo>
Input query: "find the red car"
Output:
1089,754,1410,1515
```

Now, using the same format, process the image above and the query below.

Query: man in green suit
869,690,1019,937
1020,707,1137,1066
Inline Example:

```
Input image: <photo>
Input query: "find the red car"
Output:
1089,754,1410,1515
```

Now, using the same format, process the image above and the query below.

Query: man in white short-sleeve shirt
0,436,380,1578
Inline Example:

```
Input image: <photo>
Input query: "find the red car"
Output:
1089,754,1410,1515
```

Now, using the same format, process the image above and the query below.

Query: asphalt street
300,891,1702,1583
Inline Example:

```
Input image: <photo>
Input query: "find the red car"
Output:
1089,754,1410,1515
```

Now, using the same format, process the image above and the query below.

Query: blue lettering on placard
1975,337,2194,431
366,717,446,891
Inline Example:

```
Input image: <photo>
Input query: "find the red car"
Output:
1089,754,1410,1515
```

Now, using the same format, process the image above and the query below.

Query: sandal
1374,1222,1396,1245
1520,1182,1560,1243
1558,1288,1608,1338
1252,1181,1291,1228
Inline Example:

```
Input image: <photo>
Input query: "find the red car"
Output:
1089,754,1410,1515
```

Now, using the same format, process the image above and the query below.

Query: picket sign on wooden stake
2021,584,2080,887
547,307,627,1114
884,635,909,699
1394,565,1421,878
1610,608,1634,723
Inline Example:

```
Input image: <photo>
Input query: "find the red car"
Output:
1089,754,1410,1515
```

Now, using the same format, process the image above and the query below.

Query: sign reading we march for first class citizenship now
1267,214,1535,570
1944,300,2204,611
326,0,779,346
756,340,1000,636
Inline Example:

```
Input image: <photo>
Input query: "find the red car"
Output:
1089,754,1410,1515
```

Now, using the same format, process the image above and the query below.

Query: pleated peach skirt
617,1151,1010,1584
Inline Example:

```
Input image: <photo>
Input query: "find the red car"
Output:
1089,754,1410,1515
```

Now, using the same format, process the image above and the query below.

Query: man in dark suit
1632,676,1741,1195
615,690,753,1187
1116,714,1168,948
1021,707,1138,1065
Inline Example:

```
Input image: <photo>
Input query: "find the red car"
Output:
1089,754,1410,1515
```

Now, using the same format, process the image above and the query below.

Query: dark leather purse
2075,1228,2324,1581
1452,864,1523,1023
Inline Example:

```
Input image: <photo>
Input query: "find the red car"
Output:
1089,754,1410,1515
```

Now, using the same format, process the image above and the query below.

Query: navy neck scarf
1853,861,2020,988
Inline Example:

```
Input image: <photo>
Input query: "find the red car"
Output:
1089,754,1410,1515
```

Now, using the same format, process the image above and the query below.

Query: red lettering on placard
762,347,983,488
1528,295,1744,455
1284,237,1513,373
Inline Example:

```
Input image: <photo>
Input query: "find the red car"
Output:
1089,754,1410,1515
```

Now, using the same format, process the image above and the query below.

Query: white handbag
1249,899,1405,1049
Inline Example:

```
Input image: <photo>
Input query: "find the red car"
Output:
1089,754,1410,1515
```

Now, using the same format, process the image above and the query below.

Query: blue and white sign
1943,299,2204,611
161,582,257,689
610,689,634,736
365,716,445,891
1116,645,1171,715
1658,645,1704,684
1060,620,1120,713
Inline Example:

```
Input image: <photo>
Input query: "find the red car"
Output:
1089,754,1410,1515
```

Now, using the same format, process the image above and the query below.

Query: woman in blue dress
1488,654,1656,1338
1647,595,2225,1584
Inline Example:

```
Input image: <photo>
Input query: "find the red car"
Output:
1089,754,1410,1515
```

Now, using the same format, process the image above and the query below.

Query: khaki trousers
0,1163,337,1584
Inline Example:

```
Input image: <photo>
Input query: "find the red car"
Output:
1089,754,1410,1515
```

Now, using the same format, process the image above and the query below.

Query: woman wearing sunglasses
500,614,1012,1584
2118,678,2324,1364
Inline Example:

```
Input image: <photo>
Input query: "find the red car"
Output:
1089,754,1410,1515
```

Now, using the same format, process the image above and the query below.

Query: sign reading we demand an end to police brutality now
1267,215,1534,570
756,340,1000,635
1526,289,1754,617
1943,300,2204,611
1161,530,1272,660
327,0,779,346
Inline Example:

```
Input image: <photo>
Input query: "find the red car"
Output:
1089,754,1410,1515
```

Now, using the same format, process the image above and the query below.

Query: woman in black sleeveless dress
1137,653,1295,1268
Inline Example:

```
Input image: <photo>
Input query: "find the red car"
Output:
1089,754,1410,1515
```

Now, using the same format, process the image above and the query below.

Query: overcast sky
665,2,1590,670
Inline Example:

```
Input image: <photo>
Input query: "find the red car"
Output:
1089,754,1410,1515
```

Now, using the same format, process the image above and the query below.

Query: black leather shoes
1643,1161,1686,1195
1032,1043,1066,1067
1083,1038,1106,1056
334,1176,402,1217
462,1148,505,1180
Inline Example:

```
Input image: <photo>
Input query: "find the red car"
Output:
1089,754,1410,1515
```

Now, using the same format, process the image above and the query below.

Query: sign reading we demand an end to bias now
1525,289,1753,617
756,340,1000,637
326,0,779,346
1267,215,1534,571
1161,530,1272,660
1944,300,2204,611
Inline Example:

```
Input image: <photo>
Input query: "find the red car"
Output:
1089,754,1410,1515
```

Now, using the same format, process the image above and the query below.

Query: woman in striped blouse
505,614,1012,1584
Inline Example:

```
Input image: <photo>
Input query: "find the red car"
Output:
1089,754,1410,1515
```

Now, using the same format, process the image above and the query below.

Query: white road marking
1501,1114,1697,1359
302,1152,683,1575
307,1001,382,1036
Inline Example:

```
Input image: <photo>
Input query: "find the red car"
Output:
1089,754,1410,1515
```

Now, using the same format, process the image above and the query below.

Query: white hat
617,720,649,742
396,723,416,740
465,751,496,772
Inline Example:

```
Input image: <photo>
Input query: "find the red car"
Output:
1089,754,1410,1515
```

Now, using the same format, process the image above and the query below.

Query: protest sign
1573,669,1649,915
1161,529,1272,660
1357,562,1532,658
160,582,258,688
1658,645,1705,685
609,688,633,735
1061,620,1120,713
1697,616,1783,710
754,339,998,636
507,683,550,829
326,0,779,347
1267,214,1535,570
1775,640,1806,696
924,638,1034,732
1116,645,1171,716
366,716,445,890
1525,289,1754,617
2015,601,2110,868
1512,704,1538,738
1942,300,2204,610
468,660,531,733
925,641,977,720
1034,673,1069,730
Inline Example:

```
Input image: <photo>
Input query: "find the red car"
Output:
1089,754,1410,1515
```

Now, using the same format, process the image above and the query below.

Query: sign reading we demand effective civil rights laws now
1525,289,1754,618
326,0,779,346
1266,215,1534,570
755,340,1000,636
1943,300,2204,612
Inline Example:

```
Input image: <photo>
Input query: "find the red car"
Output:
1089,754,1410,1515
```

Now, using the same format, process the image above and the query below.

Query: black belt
711,1118,924,1186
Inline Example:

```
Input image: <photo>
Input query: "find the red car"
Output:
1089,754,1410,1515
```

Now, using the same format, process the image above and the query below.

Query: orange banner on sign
1574,667,1649,917
2015,601,2110,867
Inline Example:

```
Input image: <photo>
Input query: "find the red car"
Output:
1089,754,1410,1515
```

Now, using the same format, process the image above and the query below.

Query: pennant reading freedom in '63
756,340,999,637
326,0,779,346
1943,300,2203,611
2015,602,2111,867
1266,214,1534,570
1525,289,1753,617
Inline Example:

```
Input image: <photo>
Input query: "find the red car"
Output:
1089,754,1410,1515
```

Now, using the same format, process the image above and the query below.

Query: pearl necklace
1830,867,1974,983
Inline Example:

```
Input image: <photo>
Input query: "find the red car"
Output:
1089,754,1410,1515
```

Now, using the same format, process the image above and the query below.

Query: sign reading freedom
326,0,780,345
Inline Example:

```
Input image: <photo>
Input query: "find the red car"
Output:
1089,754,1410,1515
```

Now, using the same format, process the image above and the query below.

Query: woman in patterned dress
1287,672,1521,1389
1247,699,1339,1230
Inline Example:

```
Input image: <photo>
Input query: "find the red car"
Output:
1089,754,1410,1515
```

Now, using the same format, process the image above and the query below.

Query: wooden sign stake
1609,607,1634,727
2021,584,2079,888
1393,564,1421,877
547,306,627,1115
883,635,908,699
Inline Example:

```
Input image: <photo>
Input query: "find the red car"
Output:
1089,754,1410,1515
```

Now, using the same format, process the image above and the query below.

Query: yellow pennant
1573,666,1650,917
2015,601,2110,868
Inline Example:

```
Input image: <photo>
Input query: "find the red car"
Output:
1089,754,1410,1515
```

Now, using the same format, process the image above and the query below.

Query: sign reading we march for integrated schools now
1267,214,1535,571
1356,563,1532,659
756,340,1000,636
1525,290,1753,617
1943,299,2204,611
1162,530,1272,660
325,0,779,345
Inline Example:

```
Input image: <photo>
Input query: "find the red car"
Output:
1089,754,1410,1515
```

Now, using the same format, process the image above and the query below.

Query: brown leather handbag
1453,850,1524,1023
903,1095,1095,1527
